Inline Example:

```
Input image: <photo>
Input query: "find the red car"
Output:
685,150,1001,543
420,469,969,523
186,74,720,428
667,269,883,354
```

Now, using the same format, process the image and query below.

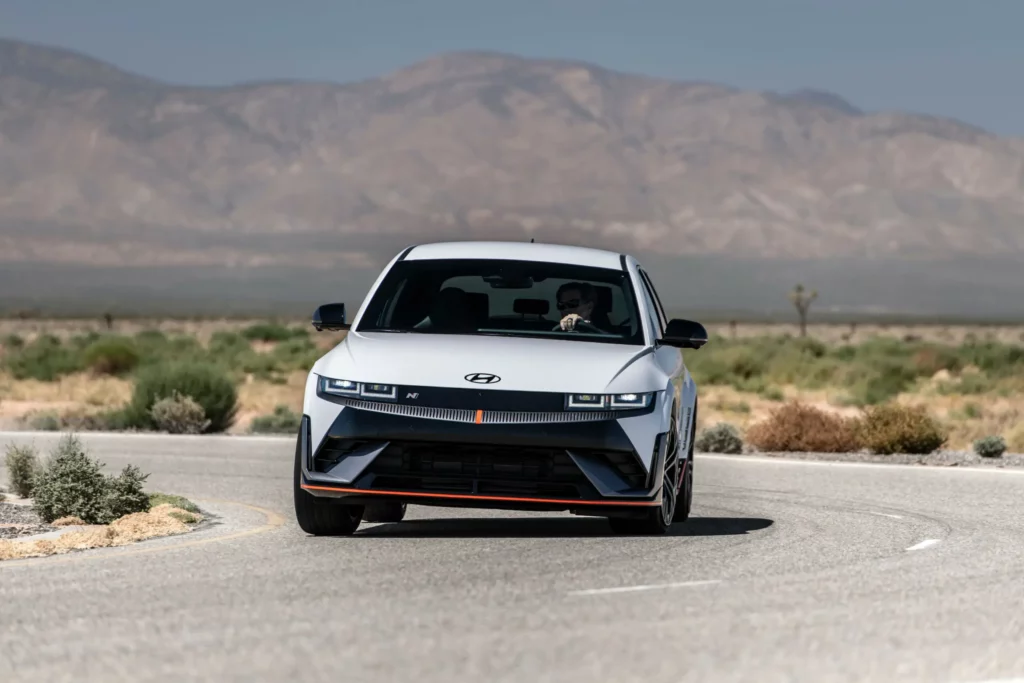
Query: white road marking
867,511,904,519
568,579,721,596
906,539,941,552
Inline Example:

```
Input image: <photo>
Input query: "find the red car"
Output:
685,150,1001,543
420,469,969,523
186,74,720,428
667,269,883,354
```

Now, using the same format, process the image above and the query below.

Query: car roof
400,241,629,270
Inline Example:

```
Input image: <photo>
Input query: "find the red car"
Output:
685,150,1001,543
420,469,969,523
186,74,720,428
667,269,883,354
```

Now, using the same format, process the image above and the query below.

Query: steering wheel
551,320,611,335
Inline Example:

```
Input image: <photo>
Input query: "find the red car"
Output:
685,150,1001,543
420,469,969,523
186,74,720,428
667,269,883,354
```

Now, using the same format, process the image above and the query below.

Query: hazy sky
2,0,1020,135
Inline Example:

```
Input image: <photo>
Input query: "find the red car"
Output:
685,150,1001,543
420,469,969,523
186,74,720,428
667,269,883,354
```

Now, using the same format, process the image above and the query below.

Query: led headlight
609,392,652,409
567,393,608,409
319,376,397,401
565,392,653,410
359,382,396,400
320,377,360,396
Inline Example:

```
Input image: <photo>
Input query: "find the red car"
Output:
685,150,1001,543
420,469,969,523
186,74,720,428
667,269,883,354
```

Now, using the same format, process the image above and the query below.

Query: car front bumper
297,402,670,516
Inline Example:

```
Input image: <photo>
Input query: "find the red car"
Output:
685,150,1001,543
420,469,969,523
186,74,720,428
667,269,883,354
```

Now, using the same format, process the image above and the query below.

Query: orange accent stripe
475,409,483,424
301,484,660,507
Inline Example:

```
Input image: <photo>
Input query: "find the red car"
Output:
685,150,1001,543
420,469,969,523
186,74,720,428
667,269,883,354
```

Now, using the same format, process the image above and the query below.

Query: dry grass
0,369,305,432
0,503,202,561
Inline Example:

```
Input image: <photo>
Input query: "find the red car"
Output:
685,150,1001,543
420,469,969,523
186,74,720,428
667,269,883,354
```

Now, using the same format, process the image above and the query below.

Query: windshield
356,258,645,345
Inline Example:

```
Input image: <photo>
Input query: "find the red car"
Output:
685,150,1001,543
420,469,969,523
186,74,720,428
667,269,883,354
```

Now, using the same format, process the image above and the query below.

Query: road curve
2,432,1024,683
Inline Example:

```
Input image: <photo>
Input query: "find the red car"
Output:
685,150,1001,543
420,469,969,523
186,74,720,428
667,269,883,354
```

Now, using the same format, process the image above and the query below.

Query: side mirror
659,318,707,349
312,303,350,331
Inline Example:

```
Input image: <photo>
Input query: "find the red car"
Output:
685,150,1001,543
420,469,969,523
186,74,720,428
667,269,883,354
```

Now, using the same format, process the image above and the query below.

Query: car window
357,258,645,345
636,269,666,336
638,266,671,331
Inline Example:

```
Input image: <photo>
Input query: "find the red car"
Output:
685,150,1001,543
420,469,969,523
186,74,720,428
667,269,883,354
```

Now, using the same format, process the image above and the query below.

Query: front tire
293,428,363,536
362,501,407,524
608,416,682,536
673,403,696,523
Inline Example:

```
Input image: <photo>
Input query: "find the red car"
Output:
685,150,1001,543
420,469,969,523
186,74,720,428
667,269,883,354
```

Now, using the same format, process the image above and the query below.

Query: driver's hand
560,313,583,331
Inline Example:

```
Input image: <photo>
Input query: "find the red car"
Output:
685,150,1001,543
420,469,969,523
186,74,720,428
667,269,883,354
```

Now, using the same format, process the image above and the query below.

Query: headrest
513,298,550,315
594,285,613,312
465,291,489,321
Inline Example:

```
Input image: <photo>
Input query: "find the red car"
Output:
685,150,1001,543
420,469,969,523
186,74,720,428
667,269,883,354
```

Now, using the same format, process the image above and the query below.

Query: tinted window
357,258,644,345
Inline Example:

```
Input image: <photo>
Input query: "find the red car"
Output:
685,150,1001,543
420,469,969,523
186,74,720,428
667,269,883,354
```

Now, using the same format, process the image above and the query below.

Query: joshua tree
788,284,817,337
103,312,114,330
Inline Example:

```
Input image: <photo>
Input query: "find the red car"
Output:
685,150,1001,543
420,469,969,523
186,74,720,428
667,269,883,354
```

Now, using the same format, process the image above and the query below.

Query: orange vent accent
475,409,483,424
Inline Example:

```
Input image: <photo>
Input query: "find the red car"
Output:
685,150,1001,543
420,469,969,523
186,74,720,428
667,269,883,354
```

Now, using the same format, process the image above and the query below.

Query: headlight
565,392,653,410
319,376,397,401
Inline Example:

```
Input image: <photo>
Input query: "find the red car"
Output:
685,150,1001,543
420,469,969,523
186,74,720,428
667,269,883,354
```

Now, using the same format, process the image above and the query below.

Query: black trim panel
396,244,417,261
315,408,639,457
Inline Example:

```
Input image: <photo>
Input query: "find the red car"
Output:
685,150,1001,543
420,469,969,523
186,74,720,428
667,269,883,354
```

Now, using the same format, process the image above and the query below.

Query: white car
294,241,707,535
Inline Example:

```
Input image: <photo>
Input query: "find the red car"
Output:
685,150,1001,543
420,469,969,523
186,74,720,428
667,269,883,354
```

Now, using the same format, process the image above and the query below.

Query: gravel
0,502,55,539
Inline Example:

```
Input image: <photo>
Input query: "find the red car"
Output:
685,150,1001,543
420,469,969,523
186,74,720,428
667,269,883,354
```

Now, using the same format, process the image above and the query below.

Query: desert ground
1,317,1023,451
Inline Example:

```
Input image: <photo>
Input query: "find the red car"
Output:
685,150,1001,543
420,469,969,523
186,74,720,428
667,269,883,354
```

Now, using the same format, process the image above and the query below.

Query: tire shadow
354,516,773,538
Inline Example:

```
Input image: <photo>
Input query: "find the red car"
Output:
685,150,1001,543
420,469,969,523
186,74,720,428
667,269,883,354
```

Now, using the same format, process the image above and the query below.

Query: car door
636,266,693,449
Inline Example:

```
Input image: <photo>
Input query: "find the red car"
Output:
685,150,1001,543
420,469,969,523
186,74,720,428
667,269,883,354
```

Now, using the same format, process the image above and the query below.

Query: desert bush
27,411,61,431
694,423,744,454
5,443,41,497
973,435,1007,459
100,464,151,522
31,434,152,524
82,336,140,376
2,334,83,381
149,492,200,514
859,403,947,455
241,322,302,342
126,362,238,433
2,333,24,349
746,401,863,453
250,405,301,434
31,434,109,523
149,391,211,434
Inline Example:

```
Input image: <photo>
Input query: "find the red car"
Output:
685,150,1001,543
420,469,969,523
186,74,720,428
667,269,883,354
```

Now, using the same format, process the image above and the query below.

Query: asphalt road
2,432,1024,683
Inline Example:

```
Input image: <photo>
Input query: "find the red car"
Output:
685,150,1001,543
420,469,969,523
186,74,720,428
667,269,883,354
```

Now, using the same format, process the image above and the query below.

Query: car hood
312,331,659,394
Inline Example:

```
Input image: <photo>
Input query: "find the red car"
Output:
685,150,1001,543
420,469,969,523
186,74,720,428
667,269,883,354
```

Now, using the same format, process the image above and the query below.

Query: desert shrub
694,423,744,454
746,401,863,453
149,492,200,514
27,411,61,431
911,346,963,375
859,403,947,455
2,333,24,349
973,435,1006,459
31,434,152,524
100,464,151,522
82,336,140,376
31,434,109,523
2,334,83,381
149,391,211,434
250,405,301,434
241,322,298,342
759,386,785,402
126,362,238,433
270,337,321,371
5,443,41,497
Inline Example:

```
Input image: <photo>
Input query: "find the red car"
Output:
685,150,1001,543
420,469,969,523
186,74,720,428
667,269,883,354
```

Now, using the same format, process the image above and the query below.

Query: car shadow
354,516,773,538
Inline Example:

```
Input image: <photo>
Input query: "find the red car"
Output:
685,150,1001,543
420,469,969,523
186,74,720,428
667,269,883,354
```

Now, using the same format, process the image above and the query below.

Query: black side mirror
312,303,350,331
659,318,708,349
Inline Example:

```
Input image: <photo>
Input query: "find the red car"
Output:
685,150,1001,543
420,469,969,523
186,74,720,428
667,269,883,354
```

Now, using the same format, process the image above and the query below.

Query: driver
556,281,598,331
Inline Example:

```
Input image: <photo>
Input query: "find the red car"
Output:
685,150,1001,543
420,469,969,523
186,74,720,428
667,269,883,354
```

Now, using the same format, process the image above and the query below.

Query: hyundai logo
465,372,501,384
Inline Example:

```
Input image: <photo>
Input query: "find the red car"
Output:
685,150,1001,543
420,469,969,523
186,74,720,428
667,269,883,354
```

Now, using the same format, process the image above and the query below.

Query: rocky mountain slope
2,37,1024,275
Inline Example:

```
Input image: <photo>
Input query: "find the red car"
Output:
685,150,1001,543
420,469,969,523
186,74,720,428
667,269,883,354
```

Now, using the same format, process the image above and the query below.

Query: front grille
360,441,591,499
331,397,622,424
322,440,650,500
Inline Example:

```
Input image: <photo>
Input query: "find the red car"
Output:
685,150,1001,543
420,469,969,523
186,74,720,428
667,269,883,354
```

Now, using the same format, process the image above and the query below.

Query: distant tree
729,320,737,338
103,312,114,330
788,284,817,337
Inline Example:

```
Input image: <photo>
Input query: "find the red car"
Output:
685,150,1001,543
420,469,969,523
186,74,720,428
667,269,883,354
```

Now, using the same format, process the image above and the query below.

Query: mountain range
2,37,1023,317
